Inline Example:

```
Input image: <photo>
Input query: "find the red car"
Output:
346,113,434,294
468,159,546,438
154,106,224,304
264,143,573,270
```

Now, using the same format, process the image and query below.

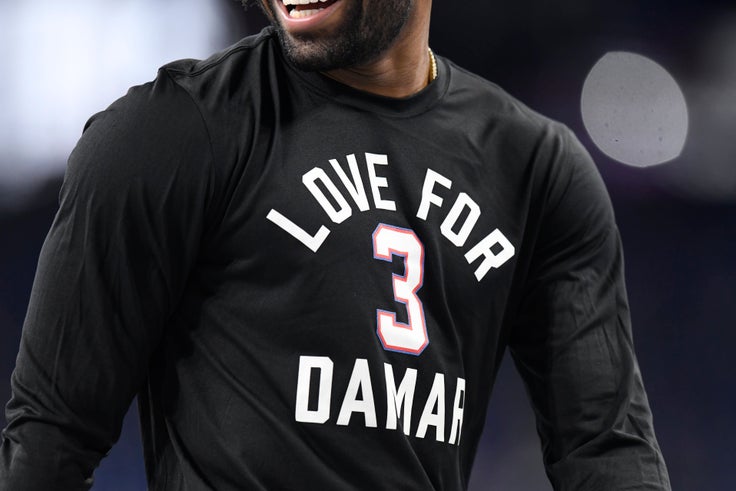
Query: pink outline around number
372,223,428,356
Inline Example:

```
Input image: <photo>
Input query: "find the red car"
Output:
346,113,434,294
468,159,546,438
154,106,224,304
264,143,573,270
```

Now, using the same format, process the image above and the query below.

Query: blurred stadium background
1,0,734,489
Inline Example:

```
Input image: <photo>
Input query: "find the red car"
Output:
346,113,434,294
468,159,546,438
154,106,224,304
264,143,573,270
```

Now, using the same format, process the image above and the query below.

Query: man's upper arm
508,127,671,490
0,70,214,490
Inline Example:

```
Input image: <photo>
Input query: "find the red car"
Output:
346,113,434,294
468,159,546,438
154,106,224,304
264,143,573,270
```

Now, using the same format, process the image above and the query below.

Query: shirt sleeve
508,126,671,490
0,69,214,490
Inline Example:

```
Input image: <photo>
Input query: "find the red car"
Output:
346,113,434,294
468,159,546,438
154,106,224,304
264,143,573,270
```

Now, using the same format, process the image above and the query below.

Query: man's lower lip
278,0,342,30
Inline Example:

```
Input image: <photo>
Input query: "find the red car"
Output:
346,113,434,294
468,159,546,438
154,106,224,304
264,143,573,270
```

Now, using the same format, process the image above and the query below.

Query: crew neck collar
272,31,450,118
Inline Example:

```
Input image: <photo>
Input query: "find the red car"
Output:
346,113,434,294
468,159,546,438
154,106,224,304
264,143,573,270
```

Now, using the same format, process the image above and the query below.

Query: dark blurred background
1,1,734,489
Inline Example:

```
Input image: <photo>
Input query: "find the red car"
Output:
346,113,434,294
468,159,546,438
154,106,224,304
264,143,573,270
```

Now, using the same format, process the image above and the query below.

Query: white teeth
283,0,330,6
283,0,322,5
289,7,325,18
283,0,333,17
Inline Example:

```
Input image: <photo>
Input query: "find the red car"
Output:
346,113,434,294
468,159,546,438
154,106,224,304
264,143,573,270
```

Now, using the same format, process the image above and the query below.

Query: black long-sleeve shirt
1,27,670,490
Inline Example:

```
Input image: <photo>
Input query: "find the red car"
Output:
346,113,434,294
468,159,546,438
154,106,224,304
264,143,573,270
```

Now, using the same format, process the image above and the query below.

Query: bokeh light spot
581,51,689,168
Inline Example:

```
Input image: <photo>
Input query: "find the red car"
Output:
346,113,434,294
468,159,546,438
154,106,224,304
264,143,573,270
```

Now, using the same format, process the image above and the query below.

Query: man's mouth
282,0,340,19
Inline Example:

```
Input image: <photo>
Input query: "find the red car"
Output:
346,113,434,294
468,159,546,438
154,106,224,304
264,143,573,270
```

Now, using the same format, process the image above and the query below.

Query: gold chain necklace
428,48,438,83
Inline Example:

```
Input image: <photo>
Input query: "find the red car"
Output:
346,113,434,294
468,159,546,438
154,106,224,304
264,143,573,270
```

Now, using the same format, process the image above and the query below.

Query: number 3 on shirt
372,224,428,355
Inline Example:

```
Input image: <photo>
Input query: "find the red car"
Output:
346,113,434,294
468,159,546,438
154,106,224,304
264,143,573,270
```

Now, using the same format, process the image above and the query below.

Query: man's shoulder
442,57,573,156
443,58,566,140
163,27,277,78
157,27,281,100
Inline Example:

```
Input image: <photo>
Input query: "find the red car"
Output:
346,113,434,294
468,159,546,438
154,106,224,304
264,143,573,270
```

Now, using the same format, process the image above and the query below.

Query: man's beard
256,0,413,72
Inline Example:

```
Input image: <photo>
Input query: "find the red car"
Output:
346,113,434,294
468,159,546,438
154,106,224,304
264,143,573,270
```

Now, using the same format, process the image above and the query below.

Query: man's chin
277,33,344,72
270,11,361,72
267,0,409,74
